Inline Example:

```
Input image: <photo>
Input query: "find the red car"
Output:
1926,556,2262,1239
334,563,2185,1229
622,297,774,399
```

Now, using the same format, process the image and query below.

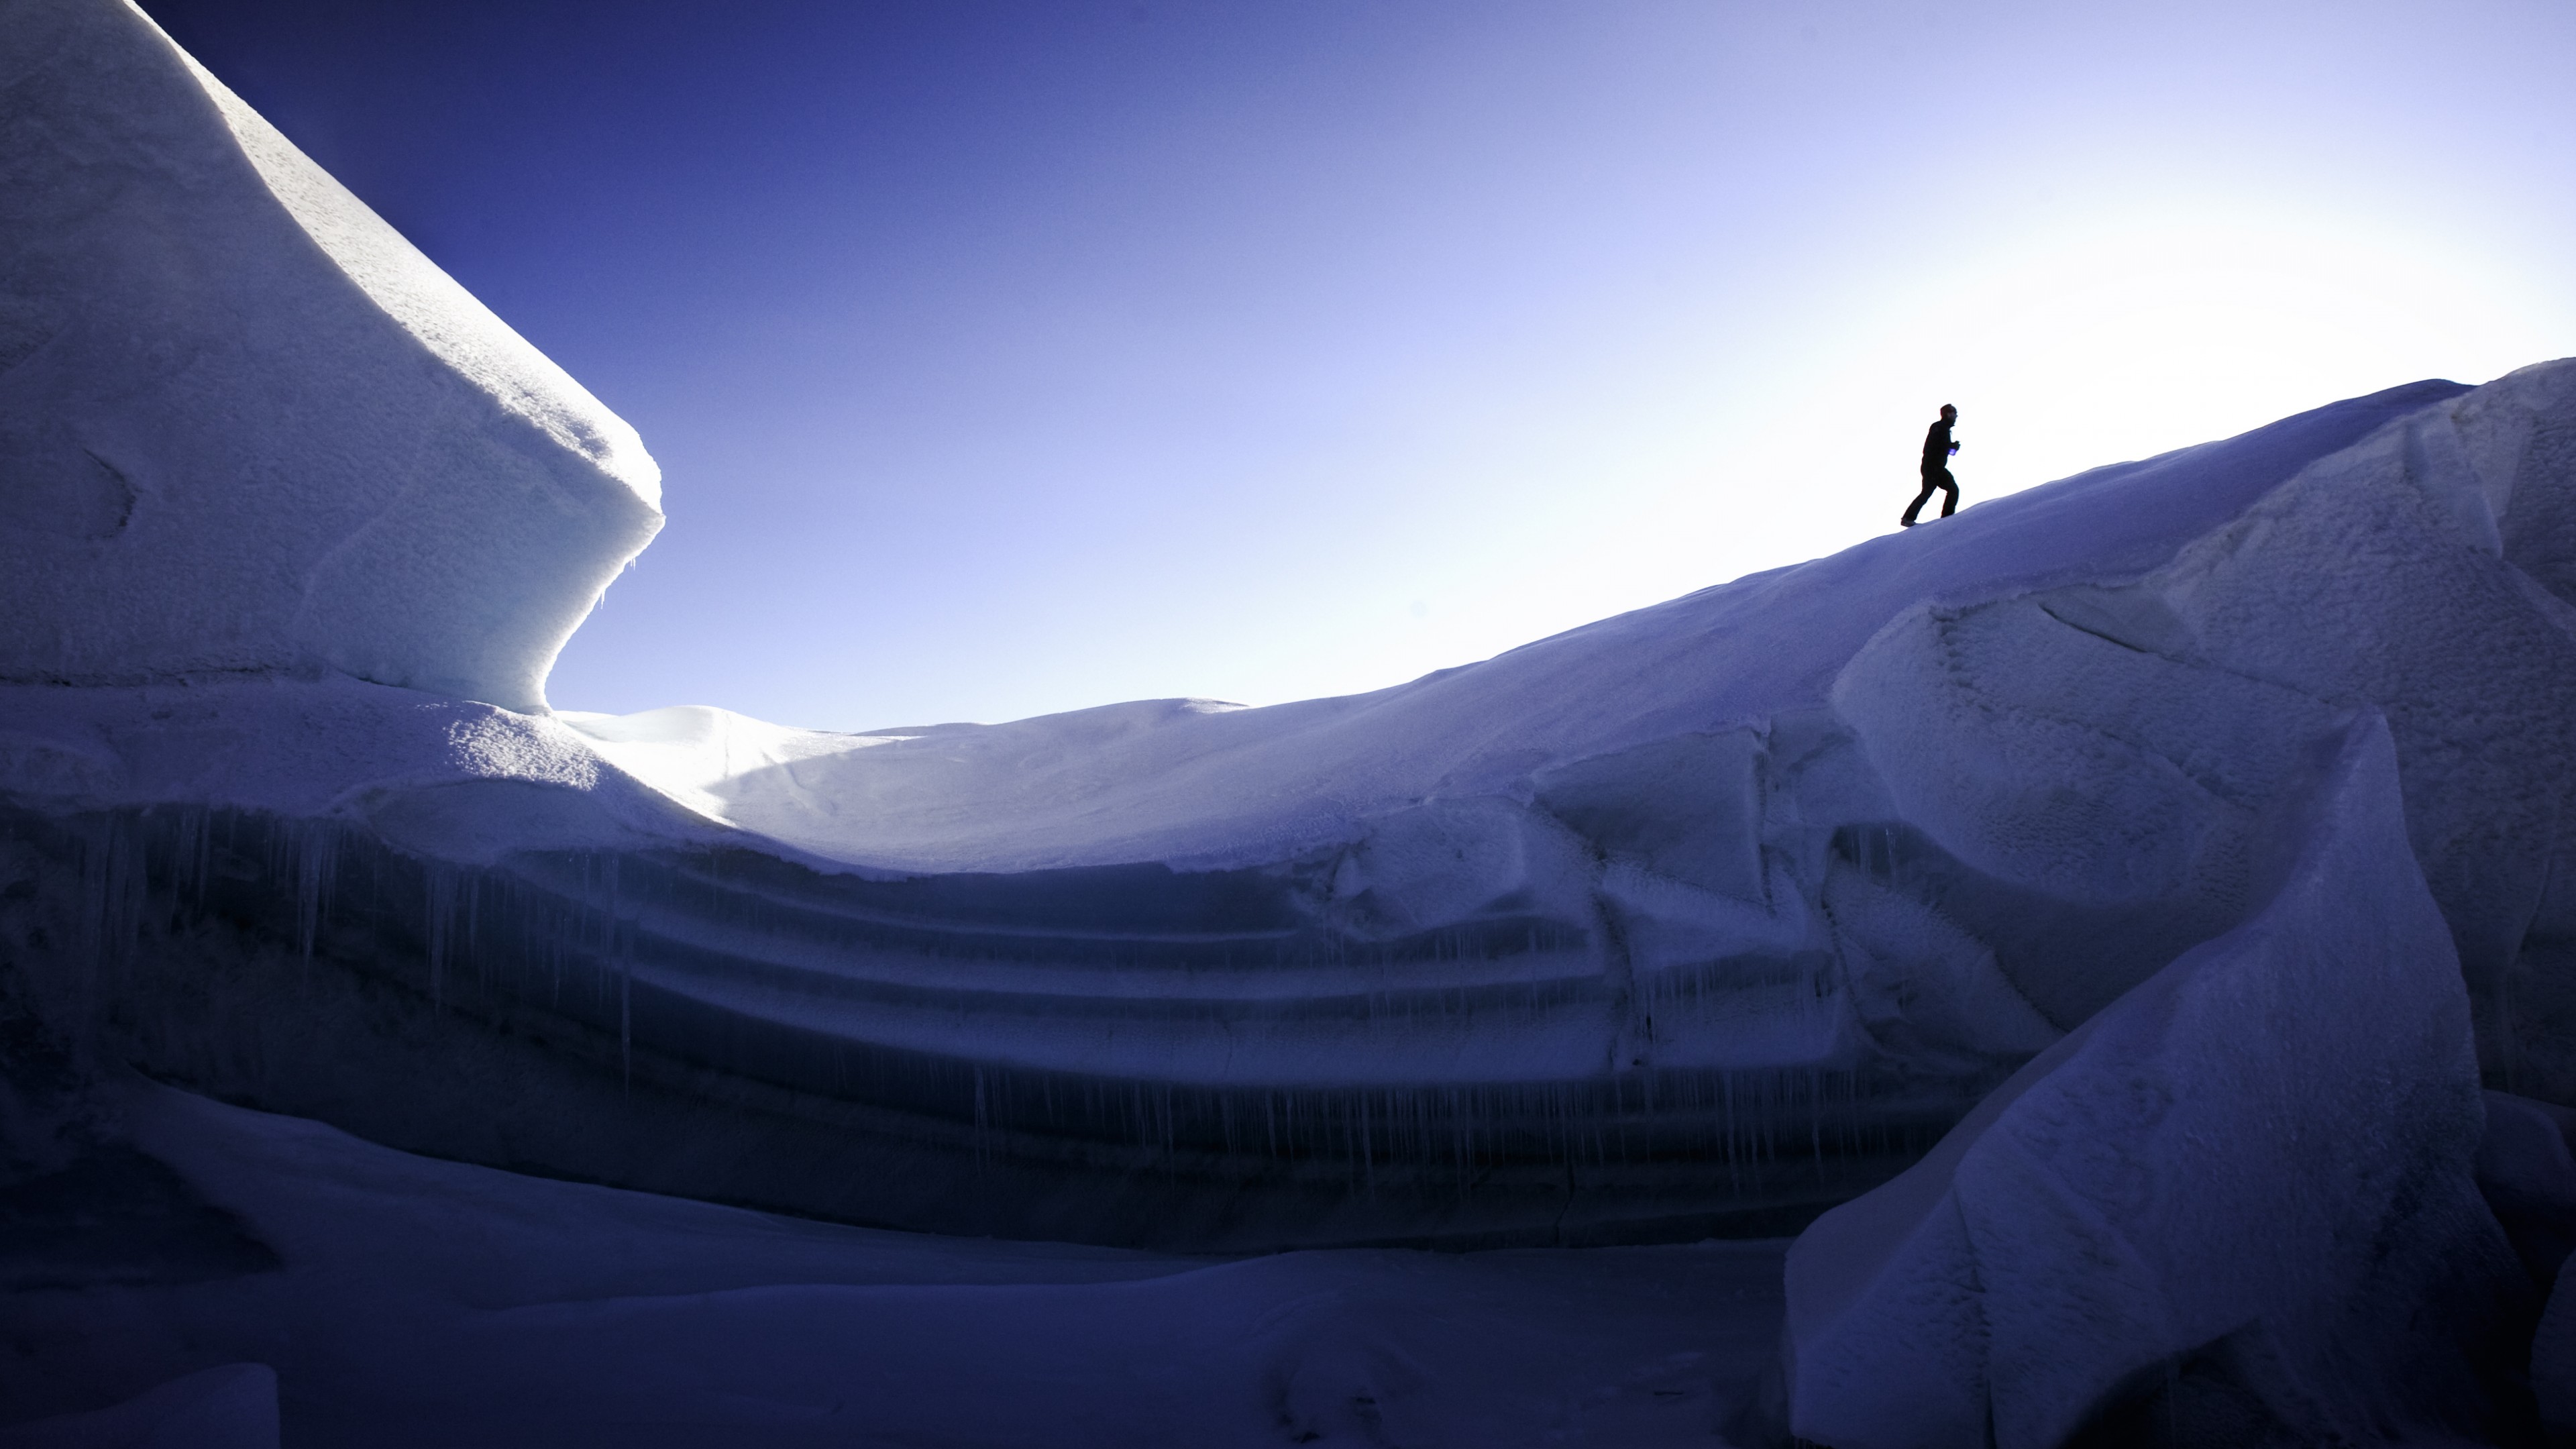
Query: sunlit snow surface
0,0,659,712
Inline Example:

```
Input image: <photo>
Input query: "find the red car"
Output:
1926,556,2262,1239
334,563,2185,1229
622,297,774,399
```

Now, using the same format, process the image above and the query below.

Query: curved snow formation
0,0,661,713
1782,718,2527,1448
5,360,2573,1252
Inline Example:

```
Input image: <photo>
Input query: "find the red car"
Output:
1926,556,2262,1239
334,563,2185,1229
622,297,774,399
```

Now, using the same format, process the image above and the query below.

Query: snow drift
0,0,661,713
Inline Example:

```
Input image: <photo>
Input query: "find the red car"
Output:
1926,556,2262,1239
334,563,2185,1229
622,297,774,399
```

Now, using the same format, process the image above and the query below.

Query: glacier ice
8,11,2576,1439
11,354,2576,1252
1780,718,2528,1447
0,0,661,713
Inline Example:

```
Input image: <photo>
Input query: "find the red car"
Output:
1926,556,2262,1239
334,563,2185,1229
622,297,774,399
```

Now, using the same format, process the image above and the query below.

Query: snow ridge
0,0,661,712
7,361,2575,1254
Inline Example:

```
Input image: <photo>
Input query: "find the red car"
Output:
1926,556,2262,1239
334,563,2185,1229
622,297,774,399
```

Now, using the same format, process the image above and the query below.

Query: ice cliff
0,0,661,713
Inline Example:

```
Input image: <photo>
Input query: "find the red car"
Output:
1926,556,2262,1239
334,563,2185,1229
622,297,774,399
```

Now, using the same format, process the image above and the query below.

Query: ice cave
6,0,2576,1444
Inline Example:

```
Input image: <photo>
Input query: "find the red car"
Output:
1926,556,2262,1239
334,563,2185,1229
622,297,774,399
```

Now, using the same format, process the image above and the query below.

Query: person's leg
1901,476,1939,526
1937,470,1958,517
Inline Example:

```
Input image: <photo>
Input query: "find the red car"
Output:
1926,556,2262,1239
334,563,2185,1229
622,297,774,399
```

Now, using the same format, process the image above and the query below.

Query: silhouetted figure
1901,405,1960,527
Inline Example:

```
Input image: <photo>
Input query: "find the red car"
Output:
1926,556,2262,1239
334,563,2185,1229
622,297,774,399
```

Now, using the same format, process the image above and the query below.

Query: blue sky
145,0,2576,730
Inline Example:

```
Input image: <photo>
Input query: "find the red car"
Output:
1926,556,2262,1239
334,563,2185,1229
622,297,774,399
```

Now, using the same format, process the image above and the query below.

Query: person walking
1901,404,1960,527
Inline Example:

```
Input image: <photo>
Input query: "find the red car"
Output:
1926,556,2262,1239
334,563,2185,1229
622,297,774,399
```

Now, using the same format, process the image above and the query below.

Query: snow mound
1780,718,2528,1448
0,0,661,712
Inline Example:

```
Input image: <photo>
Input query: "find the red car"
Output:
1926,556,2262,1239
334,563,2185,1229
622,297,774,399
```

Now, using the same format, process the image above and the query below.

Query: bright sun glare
1924,211,2544,496
1347,201,2566,714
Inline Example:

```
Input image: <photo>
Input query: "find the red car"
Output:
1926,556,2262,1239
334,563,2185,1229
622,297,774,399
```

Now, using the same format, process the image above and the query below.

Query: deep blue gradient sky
142,0,2576,730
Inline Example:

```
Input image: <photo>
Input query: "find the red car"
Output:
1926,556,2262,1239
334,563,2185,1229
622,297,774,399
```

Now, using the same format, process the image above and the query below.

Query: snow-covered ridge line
149,5,659,503
7,360,2575,1250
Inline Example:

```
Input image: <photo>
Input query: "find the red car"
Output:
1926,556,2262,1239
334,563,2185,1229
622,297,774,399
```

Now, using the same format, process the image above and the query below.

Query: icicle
611,856,631,1091
292,819,337,965
69,814,143,1067
425,865,455,1010
466,873,483,991
971,1065,989,1171
164,804,211,912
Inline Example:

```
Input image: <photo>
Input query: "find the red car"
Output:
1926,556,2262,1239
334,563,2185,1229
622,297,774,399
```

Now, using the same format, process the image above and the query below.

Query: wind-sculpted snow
1781,719,2529,1447
0,0,660,713
5,362,2576,1255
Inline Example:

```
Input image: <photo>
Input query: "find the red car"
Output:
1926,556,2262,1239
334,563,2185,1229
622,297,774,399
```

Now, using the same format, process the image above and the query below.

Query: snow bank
1780,718,2528,1448
0,0,660,712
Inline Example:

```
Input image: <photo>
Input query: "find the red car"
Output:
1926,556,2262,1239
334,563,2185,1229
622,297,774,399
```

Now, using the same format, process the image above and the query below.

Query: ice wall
0,0,661,712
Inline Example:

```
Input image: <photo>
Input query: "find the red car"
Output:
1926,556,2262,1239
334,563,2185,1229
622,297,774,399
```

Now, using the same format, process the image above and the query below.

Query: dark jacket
1921,418,1956,474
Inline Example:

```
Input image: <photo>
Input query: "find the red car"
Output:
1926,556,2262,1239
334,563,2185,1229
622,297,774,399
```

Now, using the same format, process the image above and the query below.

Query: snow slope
558,369,2511,879
6,359,2573,1251
0,358,2565,1263
0,0,660,712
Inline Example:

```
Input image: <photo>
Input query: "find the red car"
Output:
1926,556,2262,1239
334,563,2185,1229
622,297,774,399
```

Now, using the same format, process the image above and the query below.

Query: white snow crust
0,0,661,712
